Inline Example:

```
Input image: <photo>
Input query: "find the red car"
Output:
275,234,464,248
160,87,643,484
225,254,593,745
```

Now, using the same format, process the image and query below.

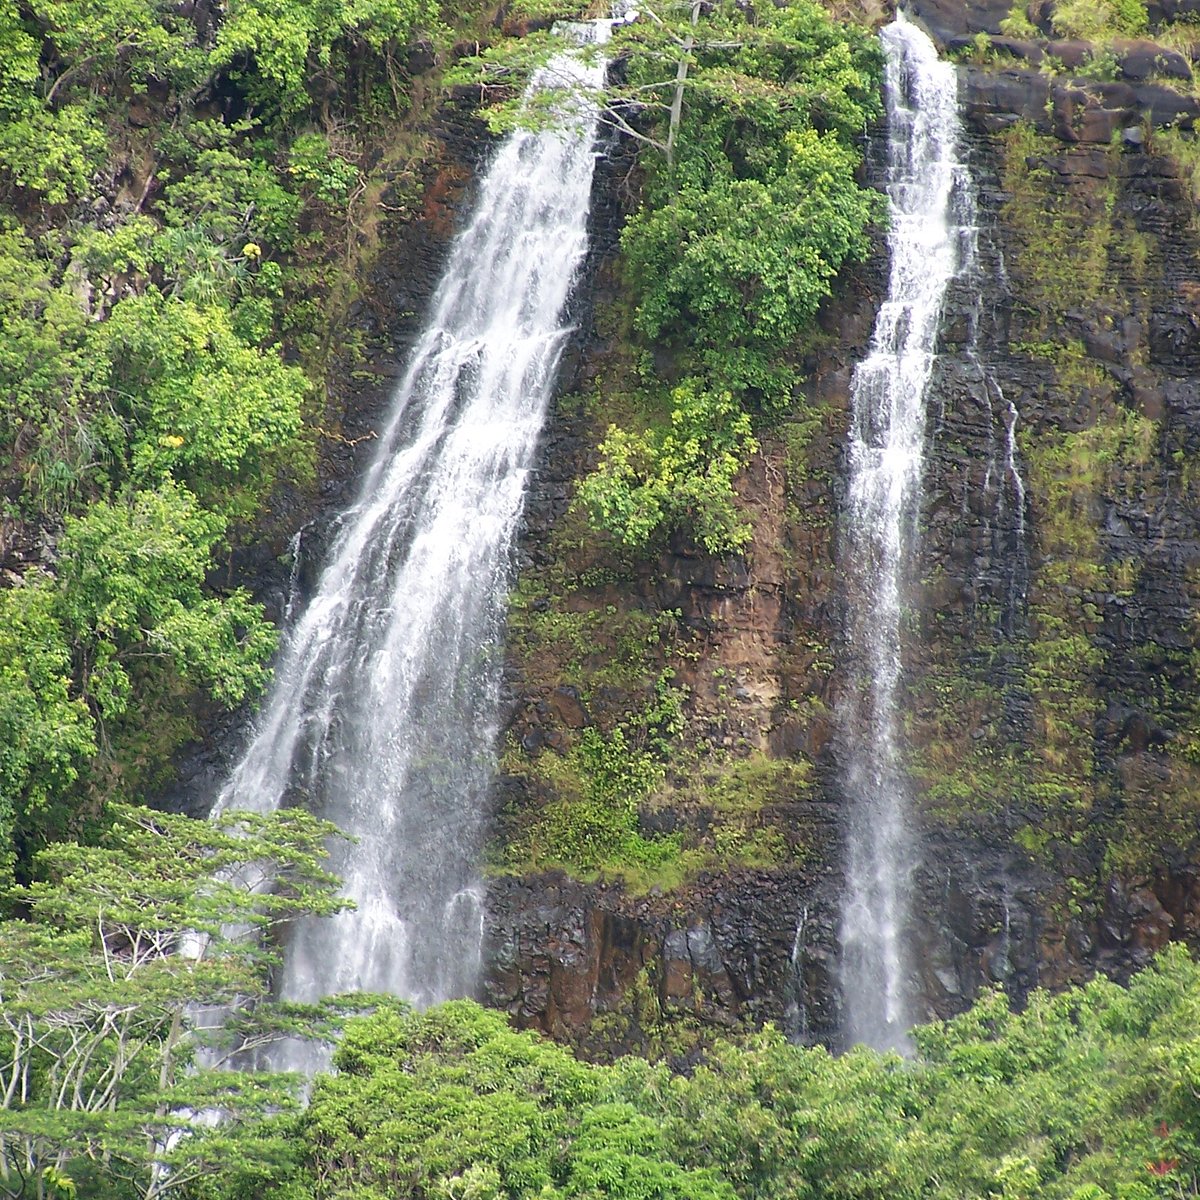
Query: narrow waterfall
838,13,974,1052
212,27,609,1064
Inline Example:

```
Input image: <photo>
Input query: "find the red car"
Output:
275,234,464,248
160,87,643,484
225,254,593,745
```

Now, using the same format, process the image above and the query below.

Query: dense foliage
0,0,443,884
580,0,881,552
0,803,350,1200
0,759,1194,1200
244,949,1200,1200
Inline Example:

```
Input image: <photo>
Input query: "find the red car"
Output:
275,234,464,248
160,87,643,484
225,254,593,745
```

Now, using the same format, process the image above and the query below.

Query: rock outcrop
482,2,1200,1053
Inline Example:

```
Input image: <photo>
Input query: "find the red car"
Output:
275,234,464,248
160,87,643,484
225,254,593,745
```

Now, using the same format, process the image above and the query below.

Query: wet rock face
909,0,1014,41
902,56,1200,1019
483,132,881,1048
484,27,1200,1051
484,868,846,1052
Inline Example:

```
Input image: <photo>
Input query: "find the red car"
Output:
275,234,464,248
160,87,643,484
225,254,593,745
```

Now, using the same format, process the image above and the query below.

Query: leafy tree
0,582,94,888
0,227,96,502
29,0,207,94
157,148,302,257
0,803,349,1200
211,0,441,119
267,951,1200,1200
578,382,757,553
0,104,106,205
622,130,878,398
0,4,38,118
54,480,277,715
299,1002,737,1200
100,295,308,513
0,482,278,880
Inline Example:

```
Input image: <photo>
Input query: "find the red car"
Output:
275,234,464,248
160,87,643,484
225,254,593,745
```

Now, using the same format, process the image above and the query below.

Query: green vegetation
0,801,352,1200
578,383,758,556
500,669,685,880
0,0,447,884
999,125,1121,329
496,526,821,890
0,482,278,880
177,949,1200,1199
1049,0,1148,41
1021,407,1156,842
462,0,882,554
1003,116,1200,882
900,111,1200,906
586,1,881,553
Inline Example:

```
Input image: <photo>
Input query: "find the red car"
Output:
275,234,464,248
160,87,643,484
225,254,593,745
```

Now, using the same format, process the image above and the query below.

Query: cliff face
481,2,1200,1054
161,1,1200,1056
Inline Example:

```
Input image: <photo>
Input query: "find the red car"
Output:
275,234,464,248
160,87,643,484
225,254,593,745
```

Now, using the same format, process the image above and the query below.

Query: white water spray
212,26,610,1069
838,13,974,1052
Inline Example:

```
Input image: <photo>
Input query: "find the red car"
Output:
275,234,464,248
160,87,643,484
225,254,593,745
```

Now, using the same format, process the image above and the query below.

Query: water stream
838,13,975,1052
211,25,609,1069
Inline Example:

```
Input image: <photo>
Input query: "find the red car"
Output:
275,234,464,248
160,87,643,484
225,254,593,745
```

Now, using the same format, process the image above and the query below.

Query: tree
0,479,282,883
0,803,350,1200
210,0,442,119
0,581,94,889
298,1002,737,1200
452,0,882,555
54,480,278,718
99,295,309,516
578,382,757,553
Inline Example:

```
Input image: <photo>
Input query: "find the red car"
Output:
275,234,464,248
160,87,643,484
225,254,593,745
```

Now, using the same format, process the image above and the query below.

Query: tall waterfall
213,27,609,1062
838,13,975,1052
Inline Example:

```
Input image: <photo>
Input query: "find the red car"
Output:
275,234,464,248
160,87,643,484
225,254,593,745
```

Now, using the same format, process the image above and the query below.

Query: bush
579,383,758,554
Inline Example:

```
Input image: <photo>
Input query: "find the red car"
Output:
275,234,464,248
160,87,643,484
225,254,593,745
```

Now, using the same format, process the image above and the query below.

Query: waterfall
212,26,609,1068
782,906,810,1043
838,13,974,1052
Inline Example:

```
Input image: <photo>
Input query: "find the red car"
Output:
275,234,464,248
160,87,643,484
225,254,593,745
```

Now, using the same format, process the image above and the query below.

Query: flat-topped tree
0,803,359,1200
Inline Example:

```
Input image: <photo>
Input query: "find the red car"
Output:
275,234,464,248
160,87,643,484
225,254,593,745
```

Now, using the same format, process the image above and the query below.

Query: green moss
1001,125,1121,330
1016,405,1158,867
496,674,687,886
499,567,821,889
905,660,1029,829
1049,0,1148,40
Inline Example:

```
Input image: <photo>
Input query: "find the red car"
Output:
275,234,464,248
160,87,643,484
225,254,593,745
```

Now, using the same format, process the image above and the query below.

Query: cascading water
212,26,609,1068
838,12,975,1052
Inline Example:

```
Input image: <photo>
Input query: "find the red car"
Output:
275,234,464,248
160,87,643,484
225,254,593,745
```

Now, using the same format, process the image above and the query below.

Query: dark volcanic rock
1114,38,1193,83
909,0,1014,41
484,868,844,1049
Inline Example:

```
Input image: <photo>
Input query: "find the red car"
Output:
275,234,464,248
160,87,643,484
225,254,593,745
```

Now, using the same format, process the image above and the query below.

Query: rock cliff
161,0,1200,1057
480,0,1200,1054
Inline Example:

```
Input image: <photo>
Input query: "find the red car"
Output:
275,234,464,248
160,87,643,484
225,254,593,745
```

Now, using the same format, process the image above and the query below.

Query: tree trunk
666,0,701,169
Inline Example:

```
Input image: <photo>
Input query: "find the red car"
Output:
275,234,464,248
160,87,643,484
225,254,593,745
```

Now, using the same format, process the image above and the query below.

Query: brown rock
1046,39,1095,70
1052,86,1120,144
1133,82,1200,129
1128,887,1175,953
548,685,588,729
1114,38,1193,82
